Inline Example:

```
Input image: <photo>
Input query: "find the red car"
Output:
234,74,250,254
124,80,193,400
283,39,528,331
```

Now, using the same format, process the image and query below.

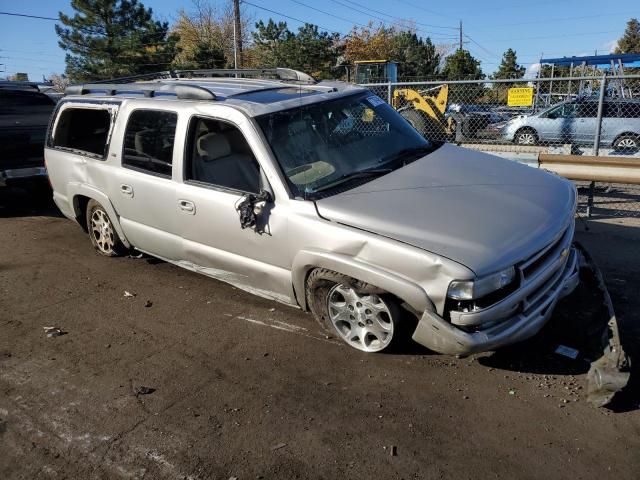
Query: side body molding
291,249,434,313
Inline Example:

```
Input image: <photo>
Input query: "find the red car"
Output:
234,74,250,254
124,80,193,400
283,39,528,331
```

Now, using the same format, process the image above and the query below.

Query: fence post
387,82,392,104
593,74,607,157
587,74,608,218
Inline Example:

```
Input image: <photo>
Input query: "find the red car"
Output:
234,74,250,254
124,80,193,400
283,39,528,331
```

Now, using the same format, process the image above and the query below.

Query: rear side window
618,103,638,118
122,110,177,177
52,107,112,157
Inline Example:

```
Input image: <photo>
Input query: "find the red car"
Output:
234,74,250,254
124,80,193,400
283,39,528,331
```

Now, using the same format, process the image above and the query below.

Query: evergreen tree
493,48,525,79
56,0,180,81
391,32,440,80
442,49,485,102
442,49,484,80
252,20,340,78
615,18,640,54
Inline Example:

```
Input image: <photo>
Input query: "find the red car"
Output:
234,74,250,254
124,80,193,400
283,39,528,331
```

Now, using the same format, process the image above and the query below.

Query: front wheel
306,269,402,352
514,128,538,146
86,199,127,257
613,134,639,153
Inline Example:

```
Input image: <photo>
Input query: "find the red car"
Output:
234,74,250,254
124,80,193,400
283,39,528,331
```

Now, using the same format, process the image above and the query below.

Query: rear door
106,106,183,260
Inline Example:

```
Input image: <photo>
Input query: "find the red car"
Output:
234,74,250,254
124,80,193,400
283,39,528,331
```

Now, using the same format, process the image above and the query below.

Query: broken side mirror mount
236,188,273,232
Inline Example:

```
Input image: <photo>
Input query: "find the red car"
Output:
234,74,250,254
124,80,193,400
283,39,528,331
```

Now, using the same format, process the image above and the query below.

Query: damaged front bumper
412,246,580,356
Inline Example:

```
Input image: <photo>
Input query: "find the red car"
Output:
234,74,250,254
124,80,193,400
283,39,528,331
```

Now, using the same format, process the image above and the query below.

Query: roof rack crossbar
64,82,215,101
173,68,316,84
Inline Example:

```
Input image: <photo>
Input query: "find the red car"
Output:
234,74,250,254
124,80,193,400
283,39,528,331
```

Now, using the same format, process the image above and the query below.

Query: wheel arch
69,184,131,248
292,249,433,314
612,131,640,145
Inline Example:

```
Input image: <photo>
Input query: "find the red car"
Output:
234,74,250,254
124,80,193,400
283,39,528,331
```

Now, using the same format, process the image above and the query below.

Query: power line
0,11,57,21
464,35,500,60
338,0,458,30
480,11,635,28
242,0,341,34
327,0,458,39
288,0,368,28
394,0,456,21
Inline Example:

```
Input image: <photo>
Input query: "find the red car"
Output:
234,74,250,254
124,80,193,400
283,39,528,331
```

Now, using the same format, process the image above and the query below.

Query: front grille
517,221,574,313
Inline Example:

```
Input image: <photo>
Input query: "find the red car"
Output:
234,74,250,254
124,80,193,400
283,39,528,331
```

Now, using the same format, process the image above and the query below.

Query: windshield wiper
312,168,393,193
380,145,435,166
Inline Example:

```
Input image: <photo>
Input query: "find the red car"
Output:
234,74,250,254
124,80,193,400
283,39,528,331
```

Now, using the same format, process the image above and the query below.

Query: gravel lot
1,186,639,480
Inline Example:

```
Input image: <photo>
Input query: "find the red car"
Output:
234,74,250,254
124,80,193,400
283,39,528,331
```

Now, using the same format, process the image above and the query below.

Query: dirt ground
1,186,639,480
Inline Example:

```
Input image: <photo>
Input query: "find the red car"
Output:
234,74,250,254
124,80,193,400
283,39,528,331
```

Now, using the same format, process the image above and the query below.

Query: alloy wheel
327,284,395,352
90,208,116,254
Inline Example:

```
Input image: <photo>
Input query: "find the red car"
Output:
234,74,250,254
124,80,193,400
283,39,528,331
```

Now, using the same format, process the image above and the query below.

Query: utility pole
233,0,243,69
459,20,463,51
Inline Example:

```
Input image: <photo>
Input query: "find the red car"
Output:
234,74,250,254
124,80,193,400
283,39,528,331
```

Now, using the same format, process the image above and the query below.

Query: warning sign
507,87,534,107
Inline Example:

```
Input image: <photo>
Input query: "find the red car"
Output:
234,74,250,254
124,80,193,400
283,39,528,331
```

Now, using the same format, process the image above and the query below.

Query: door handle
120,184,134,197
178,199,195,214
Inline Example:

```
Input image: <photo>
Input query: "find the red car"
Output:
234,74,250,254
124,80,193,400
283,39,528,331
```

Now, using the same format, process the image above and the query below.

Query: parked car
45,69,579,355
500,97,640,151
0,82,56,187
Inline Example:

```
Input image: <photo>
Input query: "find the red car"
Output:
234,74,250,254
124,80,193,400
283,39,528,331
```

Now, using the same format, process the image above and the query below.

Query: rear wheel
514,128,538,146
85,199,127,257
613,134,639,153
306,269,403,352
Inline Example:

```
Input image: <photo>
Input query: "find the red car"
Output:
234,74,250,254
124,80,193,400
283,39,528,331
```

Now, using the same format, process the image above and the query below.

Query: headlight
448,266,516,300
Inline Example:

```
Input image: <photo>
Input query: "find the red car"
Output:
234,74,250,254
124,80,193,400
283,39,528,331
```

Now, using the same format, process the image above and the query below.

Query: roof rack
65,82,216,100
174,68,316,84
89,68,316,85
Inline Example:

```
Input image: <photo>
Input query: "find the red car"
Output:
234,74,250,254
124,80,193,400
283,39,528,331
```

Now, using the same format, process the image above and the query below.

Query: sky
0,0,637,81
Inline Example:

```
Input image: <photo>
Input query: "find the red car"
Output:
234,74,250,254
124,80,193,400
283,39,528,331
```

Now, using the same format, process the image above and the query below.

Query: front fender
291,248,434,313
68,183,131,248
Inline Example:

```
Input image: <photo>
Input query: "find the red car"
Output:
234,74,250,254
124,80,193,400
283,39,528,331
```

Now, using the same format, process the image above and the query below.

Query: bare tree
172,0,253,69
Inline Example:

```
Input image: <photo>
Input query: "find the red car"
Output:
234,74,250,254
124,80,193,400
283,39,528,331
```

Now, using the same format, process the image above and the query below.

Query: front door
175,115,292,303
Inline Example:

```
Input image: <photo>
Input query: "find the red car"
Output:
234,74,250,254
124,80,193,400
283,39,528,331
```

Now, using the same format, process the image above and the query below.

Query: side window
51,107,112,157
618,103,636,118
123,110,177,177
185,117,260,193
577,102,598,118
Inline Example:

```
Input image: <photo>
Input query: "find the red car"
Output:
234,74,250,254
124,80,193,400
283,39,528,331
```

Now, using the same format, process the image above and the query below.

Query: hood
315,144,575,276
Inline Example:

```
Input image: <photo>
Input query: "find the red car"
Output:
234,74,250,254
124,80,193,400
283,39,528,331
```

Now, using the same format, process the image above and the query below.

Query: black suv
0,82,56,187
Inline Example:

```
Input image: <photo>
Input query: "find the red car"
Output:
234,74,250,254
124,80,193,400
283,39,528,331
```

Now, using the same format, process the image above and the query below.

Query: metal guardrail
538,154,640,185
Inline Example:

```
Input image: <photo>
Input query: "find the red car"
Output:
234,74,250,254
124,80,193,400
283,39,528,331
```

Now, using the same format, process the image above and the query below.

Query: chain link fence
360,75,640,220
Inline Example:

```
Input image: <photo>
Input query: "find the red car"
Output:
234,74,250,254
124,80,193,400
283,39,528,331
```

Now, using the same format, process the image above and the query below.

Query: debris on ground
133,386,156,396
555,345,579,360
144,300,153,308
124,291,136,298
43,327,66,338
383,445,398,456
271,442,287,451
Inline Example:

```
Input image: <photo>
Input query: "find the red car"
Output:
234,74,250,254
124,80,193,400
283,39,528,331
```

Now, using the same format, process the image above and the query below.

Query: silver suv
46,69,579,355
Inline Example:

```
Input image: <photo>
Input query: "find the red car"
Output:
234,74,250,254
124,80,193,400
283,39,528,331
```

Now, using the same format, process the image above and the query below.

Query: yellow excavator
354,60,454,141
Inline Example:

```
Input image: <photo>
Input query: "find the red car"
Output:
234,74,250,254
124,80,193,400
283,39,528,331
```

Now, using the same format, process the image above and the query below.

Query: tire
400,109,432,139
306,268,405,353
514,128,538,146
85,199,127,257
613,134,640,153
